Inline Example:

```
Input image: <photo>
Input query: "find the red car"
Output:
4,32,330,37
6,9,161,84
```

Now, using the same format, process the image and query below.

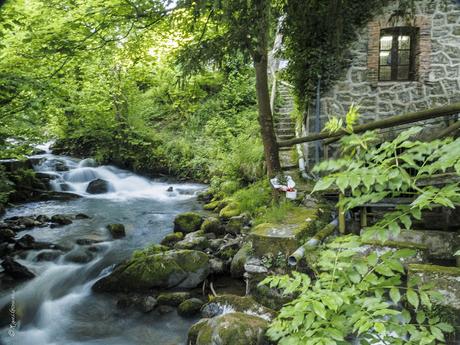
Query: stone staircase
274,83,297,171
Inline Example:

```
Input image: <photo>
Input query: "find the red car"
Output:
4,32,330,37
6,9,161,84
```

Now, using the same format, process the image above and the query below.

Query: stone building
300,0,460,166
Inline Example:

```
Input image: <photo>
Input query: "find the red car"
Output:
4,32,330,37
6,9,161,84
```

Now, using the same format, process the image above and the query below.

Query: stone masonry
302,0,460,166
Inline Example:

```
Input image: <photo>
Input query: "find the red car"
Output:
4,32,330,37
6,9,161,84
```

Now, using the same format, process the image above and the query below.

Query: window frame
378,26,418,82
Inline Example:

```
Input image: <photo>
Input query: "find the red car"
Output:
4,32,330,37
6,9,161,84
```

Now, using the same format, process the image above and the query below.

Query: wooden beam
278,102,460,147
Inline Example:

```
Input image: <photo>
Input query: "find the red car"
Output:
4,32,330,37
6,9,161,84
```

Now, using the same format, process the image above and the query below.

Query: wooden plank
278,102,460,147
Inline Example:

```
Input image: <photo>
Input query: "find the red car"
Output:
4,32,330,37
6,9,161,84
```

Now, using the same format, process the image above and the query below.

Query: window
379,27,417,81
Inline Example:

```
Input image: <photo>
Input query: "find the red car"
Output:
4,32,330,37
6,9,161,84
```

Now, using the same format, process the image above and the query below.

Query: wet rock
209,239,225,252
201,294,276,321
35,250,63,262
64,247,95,263
5,216,40,229
79,158,97,168
157,305,175,315
157,292,191,306
75,237,104,245
174,212,204,234
189,312,269,345
0,229,15,242
107,224,126,239
15,235,55,250
117,294,158,313
167,186,174,192
174,231,209,251
86,179,111,194
1,256,35,280
160,232,184,247
231,243,253,278
0,243,11,257
92,249,210,292
75,213,90,219
51,214,73,226
197,191,213,203
226,215,247,235
0,159,33,172
215,239,241,261
178,298,205,317
60,183,73,192
35,214,51,223
200,217,224,236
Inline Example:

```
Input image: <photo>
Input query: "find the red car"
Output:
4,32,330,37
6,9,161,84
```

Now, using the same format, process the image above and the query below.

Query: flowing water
0,145,206,345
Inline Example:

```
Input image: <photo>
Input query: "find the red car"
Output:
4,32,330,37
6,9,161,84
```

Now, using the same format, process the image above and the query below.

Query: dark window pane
397,66,409,80
380,35,393,50
380,51,391,65
398,35,410,49
379,66,392,81
398,50,410,65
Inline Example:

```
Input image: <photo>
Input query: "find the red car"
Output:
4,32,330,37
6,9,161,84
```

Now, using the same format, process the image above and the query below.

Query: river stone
174,212,204,234
189,312,269,345
86,179,111,194
14,235,55,250
0,229,15,242
51,214,73,225
201,294,276,321
161,232,185,247
92,249,210,292
107,223,126,239
64,247,95,263
201,217,224,236
178,298,205,317
209,258,227,275
174,231,209,251
157,292,191,306
35,250,63,262
230,242,253,278
1,256,35,280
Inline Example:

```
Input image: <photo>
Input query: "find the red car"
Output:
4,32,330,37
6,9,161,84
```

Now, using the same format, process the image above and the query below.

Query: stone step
276,129,295,136
408,264,460,311
277,134,295,140
279,146,292,152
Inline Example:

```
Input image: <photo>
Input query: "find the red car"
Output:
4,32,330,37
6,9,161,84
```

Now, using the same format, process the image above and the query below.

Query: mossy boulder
174,212,204,234
106,223,126,239
175,231,209,251
92,249,210,292
201,217,224,236
189,312,270,345
160,232,184,247
250,208,317,257
157,292,191,306
226,215,247,235
219,202,241,219
230,242,253,278
178,298,205,317
201,294,276,321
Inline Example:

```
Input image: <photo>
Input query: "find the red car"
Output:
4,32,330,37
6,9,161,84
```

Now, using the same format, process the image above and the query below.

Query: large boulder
160,232,184,247
219,202,241,220
86,179,111,194
188,312,269,345
92,249,210,292
178,298,205,317
174,212,204,234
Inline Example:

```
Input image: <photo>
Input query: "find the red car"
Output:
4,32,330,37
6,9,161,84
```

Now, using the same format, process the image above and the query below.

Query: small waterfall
0,146,205,344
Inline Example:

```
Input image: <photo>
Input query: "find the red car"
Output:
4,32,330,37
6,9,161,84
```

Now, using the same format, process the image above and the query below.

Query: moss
200,217,223,235
363,240,428,250
174,212,204,233
230,242,252,278
132,244,169,259
217,247,238,260
204,294,277,320
219,202,241,219
408,264,460,276
203,200,220,211
178,298,205,317
188,318,209,345
160,232,184,247
157,292,191,306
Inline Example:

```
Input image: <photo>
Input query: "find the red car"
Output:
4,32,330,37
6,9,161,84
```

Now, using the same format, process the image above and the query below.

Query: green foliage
229,180,272,217
312,126,460,242
0,166,14,205
261,235,454,345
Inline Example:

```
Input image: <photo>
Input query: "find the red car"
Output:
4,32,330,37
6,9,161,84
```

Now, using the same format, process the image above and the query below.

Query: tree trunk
252,0,281,178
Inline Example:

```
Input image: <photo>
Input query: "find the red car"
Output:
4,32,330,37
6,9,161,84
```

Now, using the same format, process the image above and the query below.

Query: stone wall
302,0,460,166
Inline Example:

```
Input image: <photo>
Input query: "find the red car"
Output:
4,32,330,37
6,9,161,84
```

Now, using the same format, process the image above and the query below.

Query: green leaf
312,301,327,319
416,311,426,324
400,214,412,230
367,252,378,266
374,322,385,334
407,288,419,310
430,326,445,341
336,175,349,193
389,287,401,304
436,322,454,333
312,178,334,193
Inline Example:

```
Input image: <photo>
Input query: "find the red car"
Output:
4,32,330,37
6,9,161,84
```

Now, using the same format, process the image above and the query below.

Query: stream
0,145,205,345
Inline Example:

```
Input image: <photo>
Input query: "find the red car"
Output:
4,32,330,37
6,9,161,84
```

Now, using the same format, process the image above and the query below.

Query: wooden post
360,207,368,229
